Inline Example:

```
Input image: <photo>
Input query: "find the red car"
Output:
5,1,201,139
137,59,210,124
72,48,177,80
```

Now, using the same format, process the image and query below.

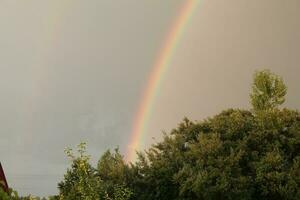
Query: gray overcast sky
0,0,300,197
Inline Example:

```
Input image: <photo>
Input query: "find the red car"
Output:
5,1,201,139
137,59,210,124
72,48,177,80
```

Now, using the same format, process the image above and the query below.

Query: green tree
250,70,287,111
58,143,132,200
58,142,102,200
97,148,132,200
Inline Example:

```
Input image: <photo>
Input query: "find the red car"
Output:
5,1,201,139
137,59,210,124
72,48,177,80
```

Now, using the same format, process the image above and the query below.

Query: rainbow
21,1,73,147
126,0,199,161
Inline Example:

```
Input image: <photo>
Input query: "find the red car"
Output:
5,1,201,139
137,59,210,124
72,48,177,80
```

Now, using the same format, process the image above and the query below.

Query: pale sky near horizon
0,0,300,197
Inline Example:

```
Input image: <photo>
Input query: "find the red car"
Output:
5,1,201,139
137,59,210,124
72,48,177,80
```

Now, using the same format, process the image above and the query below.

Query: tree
58,143,132,200
97,149,132,200
128,70,300,200
58,142,102,200
250,70,287,111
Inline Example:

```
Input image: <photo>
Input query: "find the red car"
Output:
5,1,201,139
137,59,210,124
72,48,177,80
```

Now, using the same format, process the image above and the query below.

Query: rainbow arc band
126,0,199,162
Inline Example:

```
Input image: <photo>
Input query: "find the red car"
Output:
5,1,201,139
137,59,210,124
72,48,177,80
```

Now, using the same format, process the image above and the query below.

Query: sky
0,0,299,197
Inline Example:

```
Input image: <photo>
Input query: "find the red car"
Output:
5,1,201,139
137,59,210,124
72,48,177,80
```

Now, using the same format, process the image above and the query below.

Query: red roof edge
0,162,9,193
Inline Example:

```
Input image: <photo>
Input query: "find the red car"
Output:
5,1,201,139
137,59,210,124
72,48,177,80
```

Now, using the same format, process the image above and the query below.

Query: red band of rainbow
126,0,199,161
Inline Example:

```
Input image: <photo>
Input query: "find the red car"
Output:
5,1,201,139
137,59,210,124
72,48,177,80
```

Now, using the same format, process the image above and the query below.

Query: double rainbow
126,0,199,161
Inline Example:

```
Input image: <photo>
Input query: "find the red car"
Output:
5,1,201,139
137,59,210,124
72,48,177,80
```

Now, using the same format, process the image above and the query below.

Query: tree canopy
124,70,300,199
250,70,287,111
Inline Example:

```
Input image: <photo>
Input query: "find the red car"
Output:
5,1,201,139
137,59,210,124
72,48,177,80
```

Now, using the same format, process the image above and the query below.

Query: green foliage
103,184,132,200
0,187,19,200
250,70,287,111
58,142,102,200
58,142,132,200
0,188,12,200
47,196,59,200
97,149,132,199
128,108,300,200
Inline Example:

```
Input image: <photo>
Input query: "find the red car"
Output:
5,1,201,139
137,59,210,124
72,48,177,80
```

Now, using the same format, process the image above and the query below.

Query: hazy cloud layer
0,0,299,196
0,0,181,196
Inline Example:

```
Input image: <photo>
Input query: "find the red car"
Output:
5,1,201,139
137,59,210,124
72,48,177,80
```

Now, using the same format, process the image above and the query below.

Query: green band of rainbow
126,0,199,161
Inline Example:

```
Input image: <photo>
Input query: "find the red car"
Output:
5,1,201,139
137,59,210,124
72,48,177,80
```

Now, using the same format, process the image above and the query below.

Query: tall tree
250,70,287,111
58,142,102,200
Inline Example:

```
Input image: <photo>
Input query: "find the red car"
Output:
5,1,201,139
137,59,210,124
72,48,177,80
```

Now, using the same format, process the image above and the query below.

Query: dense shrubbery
137,108,300,199
3,70,300,199
125,70,299,200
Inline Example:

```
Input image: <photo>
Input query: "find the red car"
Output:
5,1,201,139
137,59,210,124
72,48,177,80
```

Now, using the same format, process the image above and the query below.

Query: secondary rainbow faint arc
24,1,72,145
127,0,199,161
